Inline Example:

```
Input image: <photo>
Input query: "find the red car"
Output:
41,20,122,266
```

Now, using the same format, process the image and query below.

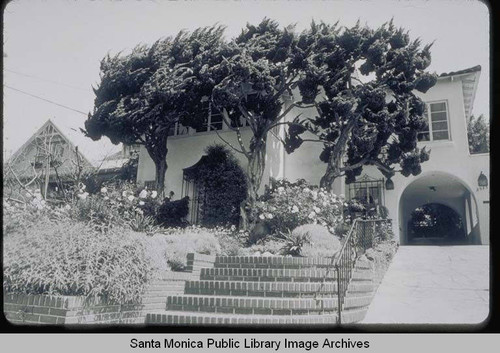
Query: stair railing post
336,263,341,324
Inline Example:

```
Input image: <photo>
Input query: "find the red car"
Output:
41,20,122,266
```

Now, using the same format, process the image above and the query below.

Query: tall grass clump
3,219,154,304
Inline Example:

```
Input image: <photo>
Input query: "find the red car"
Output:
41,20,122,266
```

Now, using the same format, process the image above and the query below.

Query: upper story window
230,116,251,128
196,102,224,133
168,122,189,137
417,101,450,142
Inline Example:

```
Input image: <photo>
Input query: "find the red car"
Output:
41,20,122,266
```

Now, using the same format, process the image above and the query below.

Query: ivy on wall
191,145,247,227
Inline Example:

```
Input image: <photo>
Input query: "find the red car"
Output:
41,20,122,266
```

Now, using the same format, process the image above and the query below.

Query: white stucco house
136,65,489,245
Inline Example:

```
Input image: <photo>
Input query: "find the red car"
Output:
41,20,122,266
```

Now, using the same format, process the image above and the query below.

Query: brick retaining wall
4,253,215,325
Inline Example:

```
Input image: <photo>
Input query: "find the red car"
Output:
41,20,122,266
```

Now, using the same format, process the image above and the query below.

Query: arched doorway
399,172,481,245
407,203,466,244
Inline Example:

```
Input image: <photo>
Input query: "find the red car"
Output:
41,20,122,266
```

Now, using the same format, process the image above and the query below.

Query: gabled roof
7,117,122,168
8,119,92,168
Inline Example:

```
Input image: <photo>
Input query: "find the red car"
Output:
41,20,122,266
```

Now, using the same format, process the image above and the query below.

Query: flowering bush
70,181,160,232
255,179,344,235
4,219,154,304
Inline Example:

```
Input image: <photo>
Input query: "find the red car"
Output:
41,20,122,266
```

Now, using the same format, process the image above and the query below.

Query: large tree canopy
84,26,226,193
195,19,317,227
285,20,437,188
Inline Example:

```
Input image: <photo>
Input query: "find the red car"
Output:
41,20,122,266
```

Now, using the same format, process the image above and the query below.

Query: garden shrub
288,224,341,258
281,230,311,257
3,196,70,237
69,182,160,232
248,222,272,245
189,144,247,227
3,219,154,304
241,238,287,256
255,179,344,236
131,233,172,273
156,196,190,227
374,220,394,243
157,227,222,271
210,226,248,256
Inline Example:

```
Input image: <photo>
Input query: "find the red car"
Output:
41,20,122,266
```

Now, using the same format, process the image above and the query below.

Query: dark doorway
407,203,467,245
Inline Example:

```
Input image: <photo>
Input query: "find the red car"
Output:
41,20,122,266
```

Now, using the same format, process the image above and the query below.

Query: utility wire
4,84,88,116
5,68,91,91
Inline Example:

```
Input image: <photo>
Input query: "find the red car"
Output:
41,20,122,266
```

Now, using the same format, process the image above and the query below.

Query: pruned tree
467,114,489,154
284,20,437,189
200,19,316,228
84,26,226,195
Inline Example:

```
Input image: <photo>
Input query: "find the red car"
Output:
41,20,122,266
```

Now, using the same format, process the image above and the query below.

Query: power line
4,68,91,91
4,84,88,116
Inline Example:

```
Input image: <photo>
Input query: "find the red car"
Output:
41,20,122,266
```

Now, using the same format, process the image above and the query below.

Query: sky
2,0,490,163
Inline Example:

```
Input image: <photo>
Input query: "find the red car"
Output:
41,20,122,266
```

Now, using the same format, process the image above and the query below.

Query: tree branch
211,124,247,156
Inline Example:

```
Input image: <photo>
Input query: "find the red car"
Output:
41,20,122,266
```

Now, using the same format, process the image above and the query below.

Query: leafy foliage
281,229,312,257
69,182,160,233
156,227,222,271
467,114,489,154
409,203,464,239
285,20,437,188
288,223,342,257
4,219,154,304
255,179,344,235
156,196,190,227
199,19,316,228
85,26,227,192
189,145,247,227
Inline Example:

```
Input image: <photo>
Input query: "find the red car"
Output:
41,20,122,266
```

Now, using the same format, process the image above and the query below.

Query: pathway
361,245,489,324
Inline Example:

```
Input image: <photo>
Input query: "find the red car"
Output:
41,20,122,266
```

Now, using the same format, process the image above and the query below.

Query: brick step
165,294,372,315
146,284,185,292
142,302,167,311
183,280,373,297
146,307,368,325
141,296,172,304
214,256,335,269
214,256,373,270
200,267,372,282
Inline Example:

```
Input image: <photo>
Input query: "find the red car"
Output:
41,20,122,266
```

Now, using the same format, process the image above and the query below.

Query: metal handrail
313,219,361,317
332,218,389,324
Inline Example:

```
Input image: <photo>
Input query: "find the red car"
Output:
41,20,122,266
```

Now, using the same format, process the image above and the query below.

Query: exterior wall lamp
385,178,394,190
478,171,488,189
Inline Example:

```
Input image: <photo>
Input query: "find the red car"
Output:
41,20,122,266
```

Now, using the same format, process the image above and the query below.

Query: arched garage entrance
399,172,481,245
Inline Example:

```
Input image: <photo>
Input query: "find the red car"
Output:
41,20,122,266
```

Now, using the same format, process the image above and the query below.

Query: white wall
135,74,489,244
337,76,489,244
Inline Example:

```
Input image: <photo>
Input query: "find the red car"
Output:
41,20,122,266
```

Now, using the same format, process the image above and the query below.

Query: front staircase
145,254,375,325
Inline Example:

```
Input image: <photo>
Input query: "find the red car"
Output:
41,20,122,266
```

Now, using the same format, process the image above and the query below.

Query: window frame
347,178,385,207
167,121,189,137
417,100,451,142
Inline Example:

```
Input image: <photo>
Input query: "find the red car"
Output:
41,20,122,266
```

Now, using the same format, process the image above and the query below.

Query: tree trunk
320,119,355,192
154,158,167,197
145,134,169,198
239,136,267,230
319,143,346,192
